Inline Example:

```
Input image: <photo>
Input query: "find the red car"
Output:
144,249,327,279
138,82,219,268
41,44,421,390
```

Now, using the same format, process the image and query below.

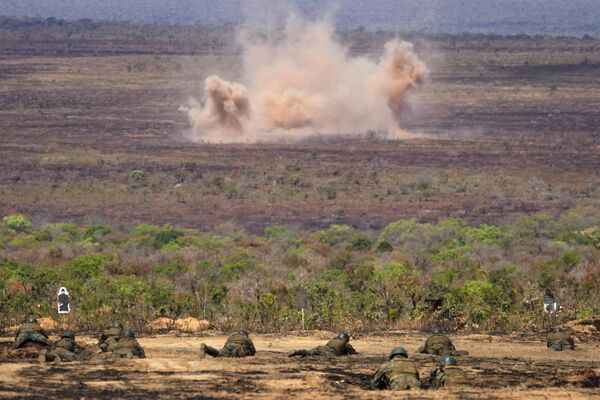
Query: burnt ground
0,334,598,399
0,33,599,232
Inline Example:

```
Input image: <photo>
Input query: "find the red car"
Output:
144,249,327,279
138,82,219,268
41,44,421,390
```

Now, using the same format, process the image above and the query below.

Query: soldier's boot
38,349,48,363
13,335,28,349
199,344,220,358
288,349,309,357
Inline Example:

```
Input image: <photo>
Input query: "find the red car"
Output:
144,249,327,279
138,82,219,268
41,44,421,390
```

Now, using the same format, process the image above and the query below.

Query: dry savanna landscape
1,17,600,399
1,331,600,399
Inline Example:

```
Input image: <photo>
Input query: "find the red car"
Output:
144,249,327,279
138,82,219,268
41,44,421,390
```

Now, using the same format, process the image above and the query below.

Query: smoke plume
184,16,428,142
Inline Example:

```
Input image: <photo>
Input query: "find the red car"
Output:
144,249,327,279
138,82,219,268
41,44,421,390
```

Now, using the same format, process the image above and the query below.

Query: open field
0,333,599,399
1,24,600,232
1,21,600,398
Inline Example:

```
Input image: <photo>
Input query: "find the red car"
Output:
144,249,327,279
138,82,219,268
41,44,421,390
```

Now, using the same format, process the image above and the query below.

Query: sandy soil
0,333,598,399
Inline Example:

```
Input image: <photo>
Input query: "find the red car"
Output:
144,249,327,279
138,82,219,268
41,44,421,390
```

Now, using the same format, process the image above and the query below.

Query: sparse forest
2,209,599,333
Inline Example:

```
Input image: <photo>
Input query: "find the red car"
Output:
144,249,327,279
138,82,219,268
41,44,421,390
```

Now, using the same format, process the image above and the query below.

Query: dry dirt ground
0,333,598,399
1,32,600,232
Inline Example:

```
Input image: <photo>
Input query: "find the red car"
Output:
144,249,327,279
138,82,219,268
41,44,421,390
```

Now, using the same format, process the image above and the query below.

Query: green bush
155,260,188,277
220,250,257,280
369,262,421,321
40,223,78,242
263,225,299,248
379,219,433,248
2,214,32,233
144,279,176,314
82,225,112,242
314,224,353,246
348,234,372,250
561,251,580,271
438,277,512,328
130,224,184,249
155,229,184,246
376,241,393,252
130,169,145,181
0,211,599,333
465,224,506,245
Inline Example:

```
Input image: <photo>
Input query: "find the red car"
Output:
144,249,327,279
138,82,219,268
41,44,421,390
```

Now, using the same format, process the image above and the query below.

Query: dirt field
0,333,598,399
1,29,599,232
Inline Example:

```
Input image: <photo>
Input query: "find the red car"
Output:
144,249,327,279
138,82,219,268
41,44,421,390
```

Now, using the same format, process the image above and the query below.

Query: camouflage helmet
61,331,75,340
26,316,38,324
111,322,123,329
337,332,350,342
122,329,135,339
440,356,458,367
432,327,443,334
389,347,408,359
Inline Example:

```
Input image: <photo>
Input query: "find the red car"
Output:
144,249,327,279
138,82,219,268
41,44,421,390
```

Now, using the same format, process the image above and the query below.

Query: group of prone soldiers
12,317,145,362
199,326,577,391
12,316,576,391
198,328,466,390
371,327,470,390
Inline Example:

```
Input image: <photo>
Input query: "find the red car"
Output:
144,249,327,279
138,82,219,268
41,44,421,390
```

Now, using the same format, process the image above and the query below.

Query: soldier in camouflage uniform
371,347,421,390
547,327,575,351
97,322,123,352
200,331,256,358
111,329,146,359
418,328,462,356
288,332,358,358
13,316,52,348
430,356,469,388
39,332,79,362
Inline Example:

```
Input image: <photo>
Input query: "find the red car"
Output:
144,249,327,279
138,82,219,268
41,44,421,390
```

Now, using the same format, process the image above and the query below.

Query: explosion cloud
184,16,428,142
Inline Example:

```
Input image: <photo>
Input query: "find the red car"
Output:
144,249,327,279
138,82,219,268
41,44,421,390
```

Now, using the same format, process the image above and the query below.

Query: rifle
428,367,440,388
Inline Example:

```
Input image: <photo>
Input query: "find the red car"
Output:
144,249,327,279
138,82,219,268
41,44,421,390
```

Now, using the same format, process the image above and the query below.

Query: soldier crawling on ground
39,332,80,363
429,356,469,388
92,329,146,360
418,328,468,356
288,332,358,358
111,329,146,359
547,327,575,351
97,322,123,353
199,330,256,358
371,347,421,390
13,316,52,349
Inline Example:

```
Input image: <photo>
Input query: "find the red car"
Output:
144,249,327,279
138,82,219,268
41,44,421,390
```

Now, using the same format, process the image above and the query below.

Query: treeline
0,16,98,29
1,208,599,333
0,15,235,44
1,15,595,44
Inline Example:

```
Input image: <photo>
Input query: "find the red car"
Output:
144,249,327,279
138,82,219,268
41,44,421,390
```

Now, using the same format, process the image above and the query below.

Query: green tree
369,262,421,321
2,214,32,233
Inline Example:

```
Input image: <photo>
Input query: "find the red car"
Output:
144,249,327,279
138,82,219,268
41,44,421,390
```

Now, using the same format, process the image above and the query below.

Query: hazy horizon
1,0,599,36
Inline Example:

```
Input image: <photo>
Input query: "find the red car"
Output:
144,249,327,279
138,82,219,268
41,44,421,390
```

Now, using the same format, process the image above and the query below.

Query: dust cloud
183,16,428,142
